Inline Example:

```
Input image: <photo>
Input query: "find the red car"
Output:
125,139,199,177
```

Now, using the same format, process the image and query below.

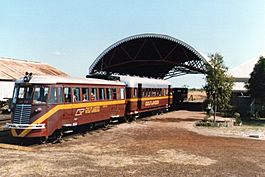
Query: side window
146,89,149,97
99,88,105,100
152,89,156,96
120,88,125,99
81,88,89,102
33,86,49,104
91,88,98,101
73,88,81,102
58,87,63,103
112,88,117,100
142,89,145,97
64,87,72,103
106,88,112,100
48,86,57,104
164,89,167,96
148,89,152,97
134,88,137,98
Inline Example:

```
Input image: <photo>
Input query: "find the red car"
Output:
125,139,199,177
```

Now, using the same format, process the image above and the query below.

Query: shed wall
0,81,14,101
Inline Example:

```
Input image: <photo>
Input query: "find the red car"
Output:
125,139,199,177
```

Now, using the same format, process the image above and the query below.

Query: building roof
89,33,209,79
0,57,68,81
228,52,265,92
229,52,265,80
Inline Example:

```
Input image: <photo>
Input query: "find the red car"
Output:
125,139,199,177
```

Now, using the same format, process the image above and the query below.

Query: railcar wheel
52,130,63,144
103,120,110,128
40,136,48,144
132,115,137,121
124,116,131,123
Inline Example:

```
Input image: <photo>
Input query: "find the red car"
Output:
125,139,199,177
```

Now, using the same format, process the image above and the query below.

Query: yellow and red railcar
7,74,172,140
7,74,126,139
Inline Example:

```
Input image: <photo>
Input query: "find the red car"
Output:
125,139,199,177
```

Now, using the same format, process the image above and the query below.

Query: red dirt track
0,111,265,176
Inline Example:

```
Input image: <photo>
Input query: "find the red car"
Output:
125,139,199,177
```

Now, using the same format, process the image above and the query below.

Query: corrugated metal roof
228,51,265,79
0,57,68,81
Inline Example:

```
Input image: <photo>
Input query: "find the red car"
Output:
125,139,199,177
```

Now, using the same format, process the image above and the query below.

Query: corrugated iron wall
0,81,14,101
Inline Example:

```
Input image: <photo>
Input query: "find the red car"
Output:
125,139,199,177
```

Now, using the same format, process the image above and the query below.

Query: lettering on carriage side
85,106,100,114
145,100,159,106
75,106,101,116
75,108,86,116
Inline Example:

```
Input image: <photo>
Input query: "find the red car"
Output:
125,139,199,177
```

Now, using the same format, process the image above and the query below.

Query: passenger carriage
117,75,172,120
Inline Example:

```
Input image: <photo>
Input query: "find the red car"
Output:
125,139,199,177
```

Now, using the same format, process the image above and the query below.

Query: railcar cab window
64,87,72,103
12,87,18,104
73,88,81,102
32,86,49,104
18,87,33,100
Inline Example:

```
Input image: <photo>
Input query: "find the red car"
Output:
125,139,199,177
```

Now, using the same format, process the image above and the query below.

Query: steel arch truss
90,33,209,79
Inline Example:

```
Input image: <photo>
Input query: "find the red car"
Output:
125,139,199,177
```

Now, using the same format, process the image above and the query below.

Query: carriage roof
116,75,171,88
15,75,125,86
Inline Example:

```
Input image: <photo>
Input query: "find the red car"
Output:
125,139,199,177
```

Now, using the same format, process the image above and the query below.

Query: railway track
0,114,11,131
0,119,119,149
0,112,155,150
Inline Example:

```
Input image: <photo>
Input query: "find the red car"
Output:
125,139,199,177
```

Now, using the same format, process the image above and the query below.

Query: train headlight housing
35,107,42,113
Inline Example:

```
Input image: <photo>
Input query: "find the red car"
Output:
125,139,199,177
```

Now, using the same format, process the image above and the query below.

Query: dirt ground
187,90,206,102
0,110,265,177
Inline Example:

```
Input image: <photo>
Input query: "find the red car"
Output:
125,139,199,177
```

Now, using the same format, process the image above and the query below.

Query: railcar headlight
35,107,42,113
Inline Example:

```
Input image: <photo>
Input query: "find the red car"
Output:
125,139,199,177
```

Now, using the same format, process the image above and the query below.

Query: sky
0,0,265,88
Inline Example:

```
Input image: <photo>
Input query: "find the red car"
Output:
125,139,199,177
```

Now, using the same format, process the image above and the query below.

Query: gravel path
0,110,265,176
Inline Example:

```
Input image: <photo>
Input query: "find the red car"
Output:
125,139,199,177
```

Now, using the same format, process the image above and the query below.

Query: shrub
233,112,242,126
195,120,218,127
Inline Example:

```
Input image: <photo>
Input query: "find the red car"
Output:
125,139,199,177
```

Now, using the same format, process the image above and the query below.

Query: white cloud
53,51,64,56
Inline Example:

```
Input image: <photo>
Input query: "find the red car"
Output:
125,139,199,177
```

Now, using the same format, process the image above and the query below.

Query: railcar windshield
12,85,49,104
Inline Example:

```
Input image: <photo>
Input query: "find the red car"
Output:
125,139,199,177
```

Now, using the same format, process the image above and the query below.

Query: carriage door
137,83,142,110
62,87,73,125
168,85,171,105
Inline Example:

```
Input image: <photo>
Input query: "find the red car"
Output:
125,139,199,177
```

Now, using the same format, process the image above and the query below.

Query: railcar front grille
13,104,32,124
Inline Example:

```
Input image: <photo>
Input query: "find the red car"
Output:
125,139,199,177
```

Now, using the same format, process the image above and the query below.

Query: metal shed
0,57,68,100
89,33,209,79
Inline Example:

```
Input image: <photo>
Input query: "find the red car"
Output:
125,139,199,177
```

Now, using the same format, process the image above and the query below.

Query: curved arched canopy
89,34,209,79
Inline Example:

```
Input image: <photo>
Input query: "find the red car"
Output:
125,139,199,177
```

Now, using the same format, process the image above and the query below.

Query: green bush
195,120,218,127
233,112,242,125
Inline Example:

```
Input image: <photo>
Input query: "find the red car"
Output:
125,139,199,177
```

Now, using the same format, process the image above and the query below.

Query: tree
204,53,233,120
246,56,265,117
247,56,265,100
